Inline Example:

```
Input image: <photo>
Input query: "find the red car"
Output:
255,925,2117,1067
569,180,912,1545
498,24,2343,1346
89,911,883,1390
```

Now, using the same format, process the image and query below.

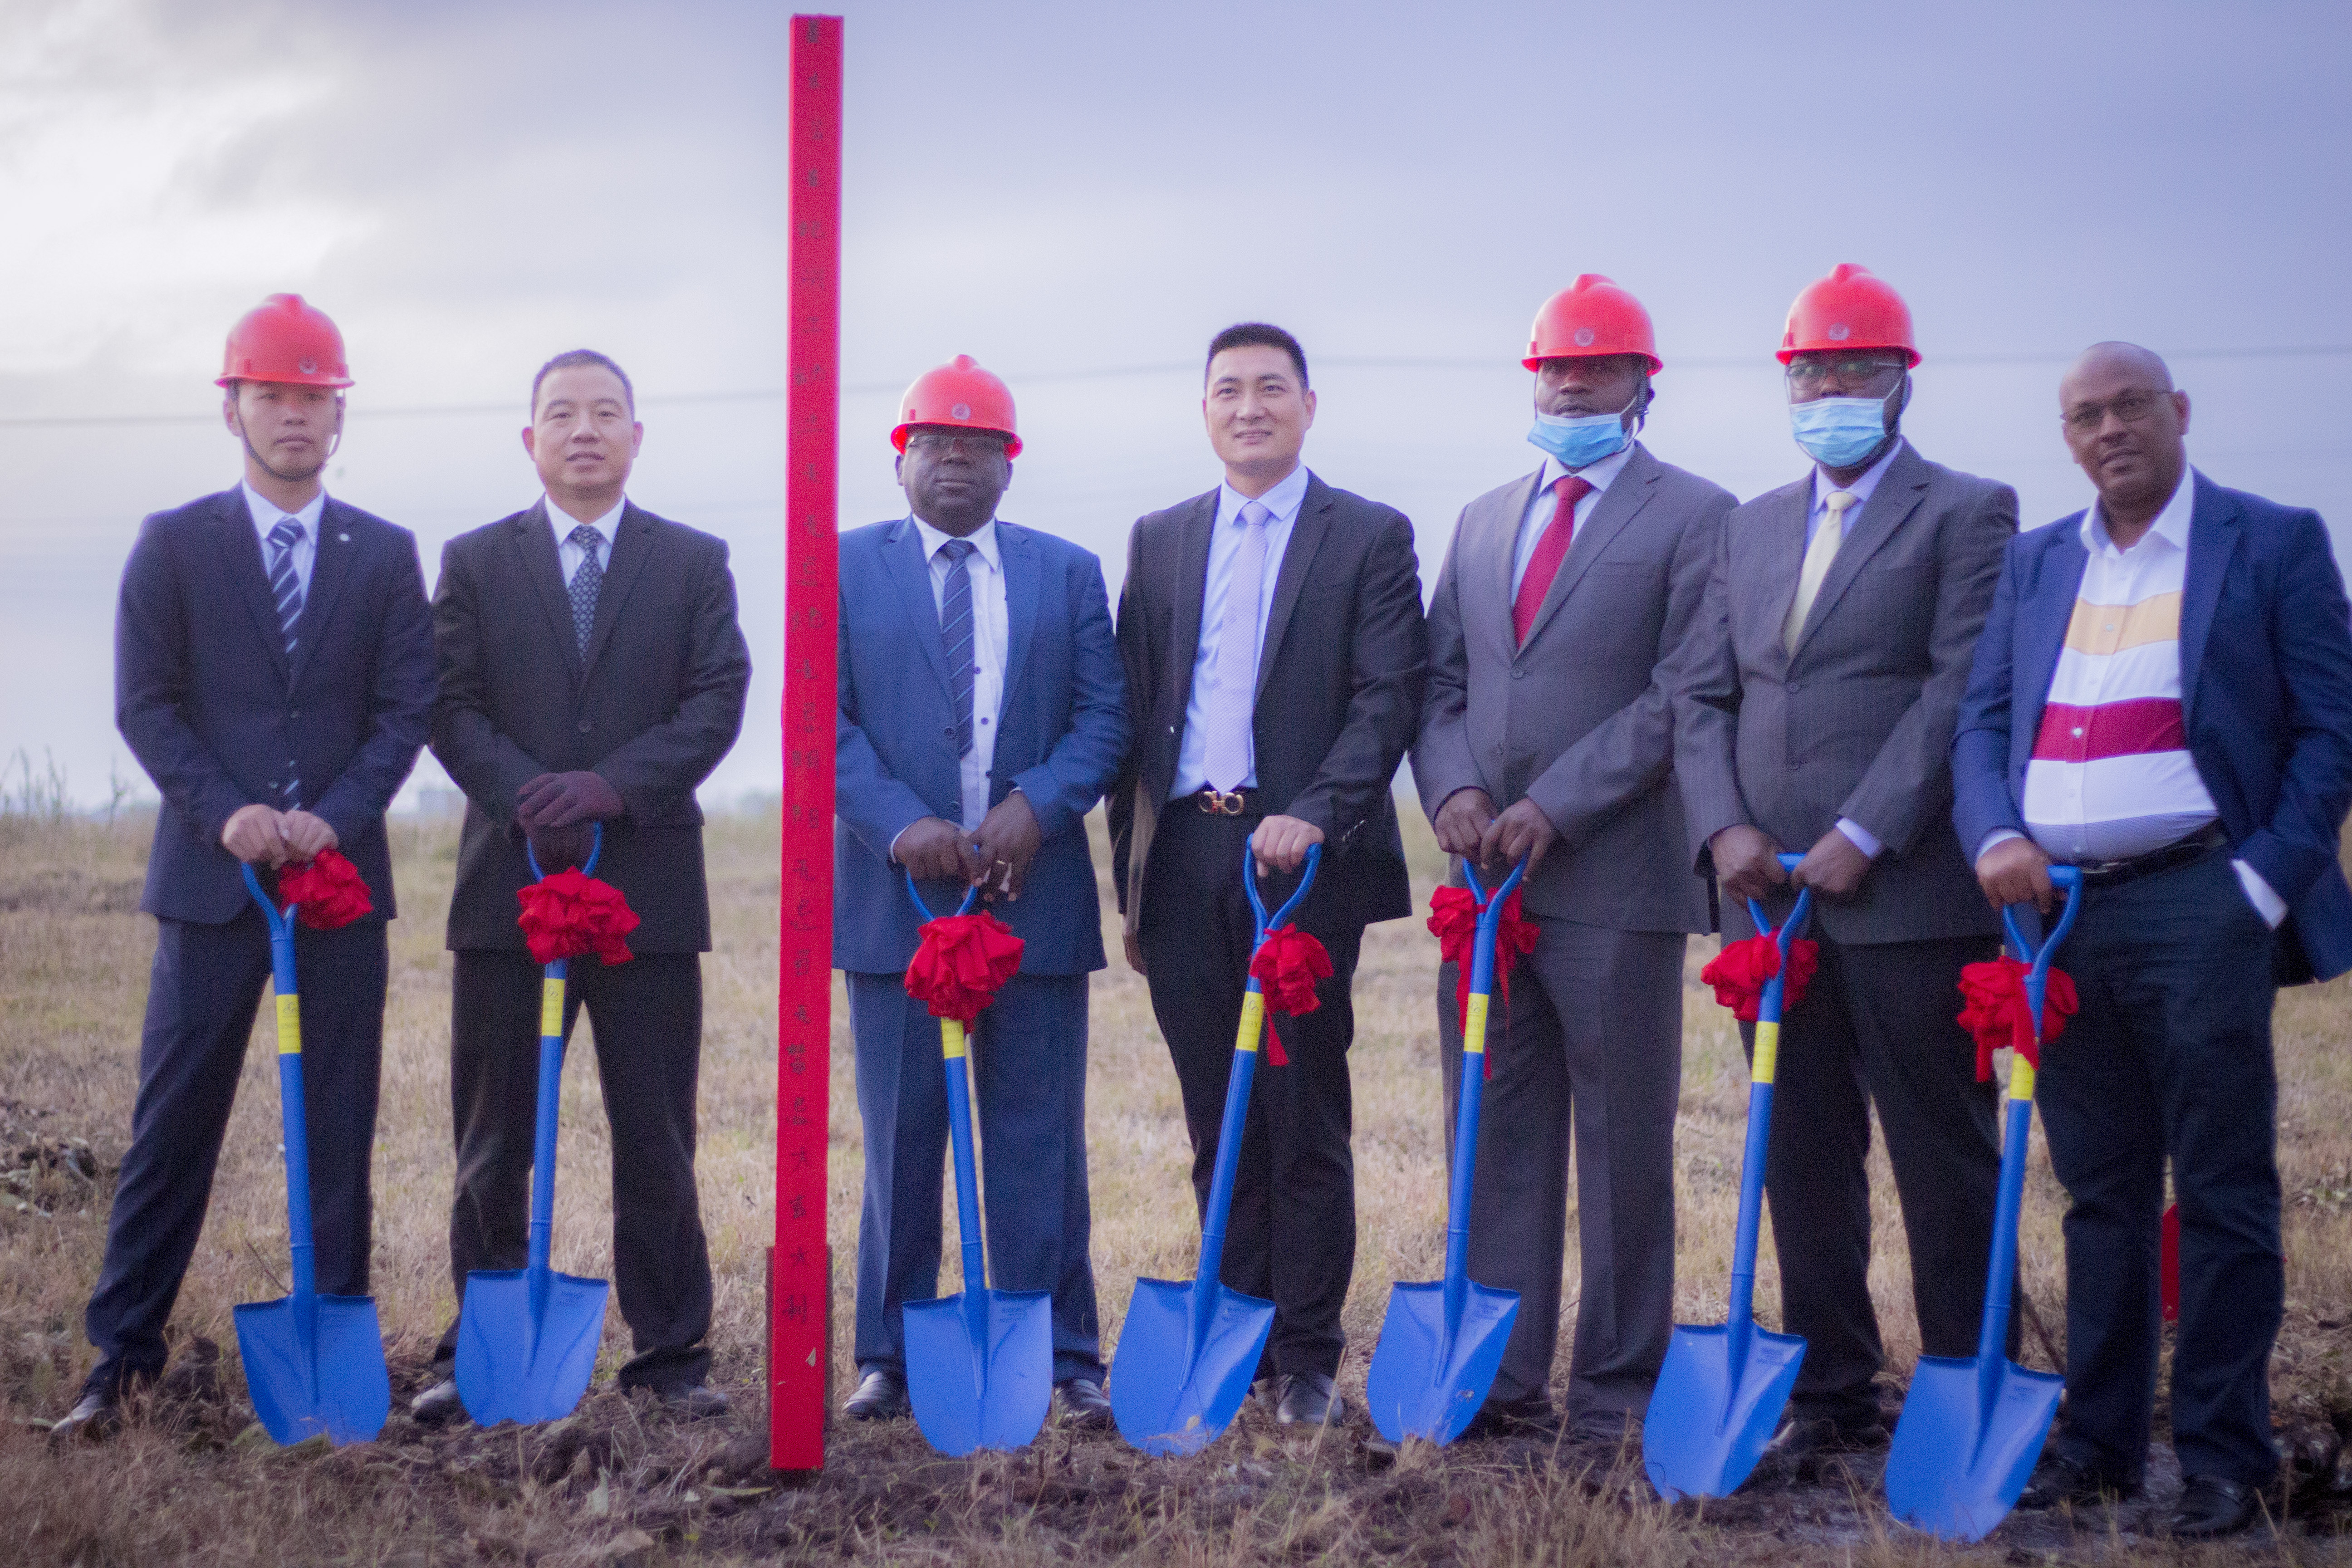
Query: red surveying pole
771,11,841,1473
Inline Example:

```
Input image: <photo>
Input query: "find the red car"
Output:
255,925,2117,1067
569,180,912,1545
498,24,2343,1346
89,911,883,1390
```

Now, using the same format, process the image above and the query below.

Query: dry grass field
5,802,2352,1565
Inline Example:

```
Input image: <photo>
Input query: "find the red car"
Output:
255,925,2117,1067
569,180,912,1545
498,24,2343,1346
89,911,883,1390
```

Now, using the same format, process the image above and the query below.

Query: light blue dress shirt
1171,462,1313,798
243,482,326,601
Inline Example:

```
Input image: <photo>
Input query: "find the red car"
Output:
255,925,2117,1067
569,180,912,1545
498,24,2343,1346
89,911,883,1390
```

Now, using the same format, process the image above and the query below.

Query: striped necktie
568,524,604,654
266,518,305,658
938,538,977,757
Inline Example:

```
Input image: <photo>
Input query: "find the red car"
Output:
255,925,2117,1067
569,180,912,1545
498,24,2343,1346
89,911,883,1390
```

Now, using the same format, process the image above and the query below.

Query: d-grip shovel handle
1724,853,1811,1348
1456,855,1529,1045
904,875,982,923
241,862,315,1302
2000,866,2083,1089
1744,852,1813,1058
519,821,603,1282
1241,840,1323,955
524,820,604,882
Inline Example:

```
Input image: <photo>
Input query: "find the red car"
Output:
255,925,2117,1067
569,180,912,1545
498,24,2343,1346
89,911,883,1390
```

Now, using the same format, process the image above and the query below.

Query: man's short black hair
1205,322,1308,389
531,349,636,416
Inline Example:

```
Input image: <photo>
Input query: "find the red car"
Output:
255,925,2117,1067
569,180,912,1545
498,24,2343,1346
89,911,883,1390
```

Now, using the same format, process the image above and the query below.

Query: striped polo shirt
2020,470,2216,862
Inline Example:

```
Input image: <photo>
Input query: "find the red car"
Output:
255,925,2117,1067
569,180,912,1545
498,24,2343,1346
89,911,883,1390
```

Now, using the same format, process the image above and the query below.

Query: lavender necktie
1200,500,1272,793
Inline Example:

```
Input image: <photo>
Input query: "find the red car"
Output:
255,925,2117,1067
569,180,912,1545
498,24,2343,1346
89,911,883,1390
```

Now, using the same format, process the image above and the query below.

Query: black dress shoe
2015,1452,2139,1510
1274,1372,1344,1428
655,1382,730,1420
2168,1474,2261,1539
1461,1392,1560,1441
1763,1413,1886,1460
843,1367,908,1421
49,1389,121,1444
410,1377,466,1427
1054,1377,1112,1431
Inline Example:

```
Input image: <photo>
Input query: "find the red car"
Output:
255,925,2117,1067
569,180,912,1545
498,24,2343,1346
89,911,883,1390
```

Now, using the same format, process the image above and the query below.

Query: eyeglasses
904,430,1006,456
1784,357,1908,392
2061,390,2169,434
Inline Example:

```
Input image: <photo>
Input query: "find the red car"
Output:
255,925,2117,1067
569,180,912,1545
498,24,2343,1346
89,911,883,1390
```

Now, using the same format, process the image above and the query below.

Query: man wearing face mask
833,357,1129,1429
1675,264,2018,1461
1412,276,1734,1446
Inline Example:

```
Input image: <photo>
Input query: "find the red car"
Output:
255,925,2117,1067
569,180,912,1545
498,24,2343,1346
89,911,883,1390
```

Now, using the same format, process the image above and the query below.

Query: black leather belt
2073,822,2231,888
1193,787,1261,817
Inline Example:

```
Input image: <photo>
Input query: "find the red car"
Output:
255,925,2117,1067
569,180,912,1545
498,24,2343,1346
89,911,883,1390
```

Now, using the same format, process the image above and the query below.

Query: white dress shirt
547,494,625,586
243,482,326,600
1510,441,1635,597
912,516,1010,832
1795,439,1905,861
1171,462,1314,798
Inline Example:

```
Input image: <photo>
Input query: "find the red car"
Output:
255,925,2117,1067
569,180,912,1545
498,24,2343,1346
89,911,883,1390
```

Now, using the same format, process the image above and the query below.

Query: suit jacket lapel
1257,477,1335,702
1755,480,1810,671
2180,472,2238,724
1168,490,1217,714
1522,446,1659,651
289,500,356,689
886,518,954,702
513,503,583,682
582,503,655,677
2016,522,2088,761
1793,442,1927,655
999,522,1039,709
220,492,292,686
1485,470,1542,663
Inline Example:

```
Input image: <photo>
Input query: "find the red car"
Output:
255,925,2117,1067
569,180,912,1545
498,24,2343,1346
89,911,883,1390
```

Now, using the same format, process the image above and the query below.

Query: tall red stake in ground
771,11,841,1473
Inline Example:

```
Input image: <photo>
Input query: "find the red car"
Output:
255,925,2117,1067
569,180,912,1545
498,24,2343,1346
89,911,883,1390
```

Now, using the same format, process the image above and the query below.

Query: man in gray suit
1675,264,2017,1459
1414,276,1734,1445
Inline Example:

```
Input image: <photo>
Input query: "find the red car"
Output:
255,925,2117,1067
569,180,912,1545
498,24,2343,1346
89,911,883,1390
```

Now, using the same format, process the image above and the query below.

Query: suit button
1511,668,1526,680
1787,681,1801,694
289,708,301,720
578,720,592,734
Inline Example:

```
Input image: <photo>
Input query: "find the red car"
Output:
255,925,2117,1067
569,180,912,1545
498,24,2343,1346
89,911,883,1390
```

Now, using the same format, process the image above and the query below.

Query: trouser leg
848,971,950,1376
292,919,389,1299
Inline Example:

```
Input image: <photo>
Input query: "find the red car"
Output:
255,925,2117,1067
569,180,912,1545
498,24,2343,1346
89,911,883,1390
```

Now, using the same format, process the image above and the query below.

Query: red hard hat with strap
1522,274,1662,373
216,293,354,388
891,354,1021,457
1778,263,1920,367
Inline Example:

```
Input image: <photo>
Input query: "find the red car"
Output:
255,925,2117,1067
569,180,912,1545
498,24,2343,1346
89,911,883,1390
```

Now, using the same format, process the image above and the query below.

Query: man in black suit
58,294,436,1441
412,349,751,1421
1110,322,1428,1426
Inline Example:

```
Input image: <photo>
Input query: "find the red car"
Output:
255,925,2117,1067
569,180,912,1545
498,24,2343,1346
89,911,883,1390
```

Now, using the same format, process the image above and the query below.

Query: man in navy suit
833,357,1130,1429
58,295,434,1441
1954,342,2352,1536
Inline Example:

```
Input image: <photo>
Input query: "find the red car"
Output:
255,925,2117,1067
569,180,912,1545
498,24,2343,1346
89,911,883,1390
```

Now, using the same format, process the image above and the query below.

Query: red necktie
1512,475,1593,645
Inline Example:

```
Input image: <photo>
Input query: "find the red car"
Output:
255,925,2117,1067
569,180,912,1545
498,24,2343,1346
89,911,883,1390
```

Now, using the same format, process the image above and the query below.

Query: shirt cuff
1834,818,1884,859
887,825,910,866
1975,828,2027,866
2234,858,2289,929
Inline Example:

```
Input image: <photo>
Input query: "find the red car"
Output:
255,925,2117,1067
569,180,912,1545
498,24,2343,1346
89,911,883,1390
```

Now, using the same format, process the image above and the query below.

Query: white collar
2082,466,2196,556
1811,436,1905,510
1217,462,1313,528
243,482,327,536
547,494,626,544
911,514,1002,570
1538,439,1637,496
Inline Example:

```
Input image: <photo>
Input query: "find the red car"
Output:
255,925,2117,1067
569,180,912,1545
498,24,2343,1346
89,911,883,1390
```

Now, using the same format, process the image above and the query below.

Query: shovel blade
454,1267,610,1427
904,1286,1054,1455
233,1294,391,1447
1885,1354,2064,1542
1642,1322,1807,1500
1363,1279,1521,1445
1109,1275,1274,1456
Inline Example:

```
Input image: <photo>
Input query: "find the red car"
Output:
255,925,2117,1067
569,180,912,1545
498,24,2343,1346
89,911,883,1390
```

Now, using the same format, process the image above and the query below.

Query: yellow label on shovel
275,993,302,1055
941,1019,967,1059
1751,1019,1779,1084
2009,1057,2036,1101
540,977,565,1039
1235,991,1266,1053
1463,992,1491,1055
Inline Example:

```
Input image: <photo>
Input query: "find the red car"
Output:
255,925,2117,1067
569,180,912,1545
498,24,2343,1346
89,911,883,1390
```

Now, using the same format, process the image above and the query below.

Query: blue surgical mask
1527,401,1635,469
1789,394,1894,468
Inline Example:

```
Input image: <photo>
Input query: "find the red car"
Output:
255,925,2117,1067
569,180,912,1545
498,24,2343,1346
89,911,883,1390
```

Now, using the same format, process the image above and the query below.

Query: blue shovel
455,825,613,1426
1364,854,1528,1445
1885,866,2083,1541
1645,852,1812,1501
901,875,1054,1455
1112,842,1321,1456
235,863,392,1446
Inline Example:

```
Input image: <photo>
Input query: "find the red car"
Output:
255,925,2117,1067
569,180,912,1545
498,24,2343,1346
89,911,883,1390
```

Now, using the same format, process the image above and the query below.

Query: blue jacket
1952,474,2352,981
834,517,1129,975
115,489,436,924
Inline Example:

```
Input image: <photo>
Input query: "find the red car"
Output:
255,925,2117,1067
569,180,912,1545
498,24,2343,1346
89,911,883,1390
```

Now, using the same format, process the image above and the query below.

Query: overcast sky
4,0,2348,808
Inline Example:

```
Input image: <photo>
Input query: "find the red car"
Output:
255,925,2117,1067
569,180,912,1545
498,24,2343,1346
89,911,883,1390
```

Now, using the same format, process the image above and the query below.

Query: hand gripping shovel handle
521,825,603,1283
241,865,316,1304
1445,857,1528,1292
1726,855,1813,1349
905,876,989,1294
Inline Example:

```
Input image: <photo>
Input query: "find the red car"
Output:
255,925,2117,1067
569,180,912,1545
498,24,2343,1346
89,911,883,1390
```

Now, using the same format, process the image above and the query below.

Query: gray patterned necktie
937,538,977,756
567,524,604,654
267,517,306,807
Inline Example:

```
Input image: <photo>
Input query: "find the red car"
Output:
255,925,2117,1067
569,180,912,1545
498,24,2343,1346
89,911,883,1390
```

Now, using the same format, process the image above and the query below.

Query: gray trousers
1437,917,1684,1431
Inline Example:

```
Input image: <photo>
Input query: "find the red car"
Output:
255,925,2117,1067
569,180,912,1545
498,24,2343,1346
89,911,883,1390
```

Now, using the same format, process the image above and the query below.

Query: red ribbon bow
276,848,374,930
1700,931,1819,1022
1956,956,2078,1080
1426,882,1540,1078
904,910,1025,1024
1248,924,1332,1065
516,868,641,967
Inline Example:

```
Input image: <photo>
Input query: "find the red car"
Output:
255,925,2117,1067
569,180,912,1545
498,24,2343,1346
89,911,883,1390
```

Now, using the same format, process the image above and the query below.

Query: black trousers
2038,848,2283,1486
433,948,713,1390
83,911,386,1396
1740,927,2006,1428
1138,802,1365,1380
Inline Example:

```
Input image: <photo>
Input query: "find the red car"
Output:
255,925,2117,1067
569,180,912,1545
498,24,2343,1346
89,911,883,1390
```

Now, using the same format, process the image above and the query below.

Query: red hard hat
891,354,1021,458
1778,264,1920,367
1522,274,1662,373
216,293,353,388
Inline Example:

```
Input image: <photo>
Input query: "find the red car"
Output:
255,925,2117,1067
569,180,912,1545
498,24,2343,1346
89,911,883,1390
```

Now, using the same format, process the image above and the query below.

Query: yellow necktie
1784,489,1858,655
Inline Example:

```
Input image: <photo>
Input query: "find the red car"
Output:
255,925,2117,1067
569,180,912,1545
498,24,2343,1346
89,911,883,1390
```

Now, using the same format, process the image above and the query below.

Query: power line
3,343,2348,430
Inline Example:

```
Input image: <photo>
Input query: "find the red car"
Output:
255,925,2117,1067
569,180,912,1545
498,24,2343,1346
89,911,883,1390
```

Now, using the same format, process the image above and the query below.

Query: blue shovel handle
905,873,988,1298
1725,853,1812,1353
1443,856,1528,1313
242,864,317,1306
520,823,603,1293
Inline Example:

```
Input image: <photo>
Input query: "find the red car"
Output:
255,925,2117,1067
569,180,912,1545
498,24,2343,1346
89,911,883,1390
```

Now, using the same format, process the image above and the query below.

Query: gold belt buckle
1200,788,1246,817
